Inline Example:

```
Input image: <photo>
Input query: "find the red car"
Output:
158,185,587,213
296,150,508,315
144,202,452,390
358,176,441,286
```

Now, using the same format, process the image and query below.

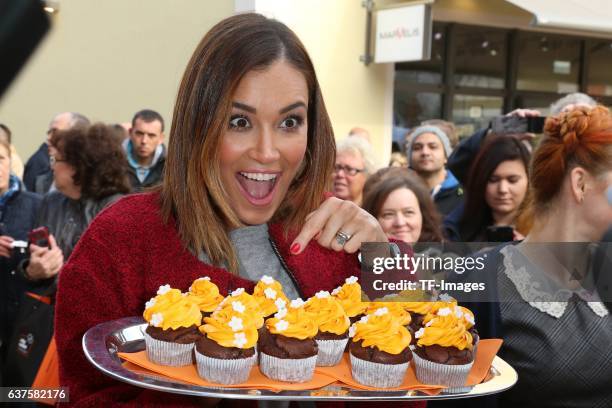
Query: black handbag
2,281,55,387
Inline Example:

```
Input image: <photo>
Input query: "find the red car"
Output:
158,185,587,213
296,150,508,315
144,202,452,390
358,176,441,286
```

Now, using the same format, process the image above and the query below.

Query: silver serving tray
83,316,517,401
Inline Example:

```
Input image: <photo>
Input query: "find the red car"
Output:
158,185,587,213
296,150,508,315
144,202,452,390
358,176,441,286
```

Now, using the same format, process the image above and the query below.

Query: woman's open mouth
235,171,280,206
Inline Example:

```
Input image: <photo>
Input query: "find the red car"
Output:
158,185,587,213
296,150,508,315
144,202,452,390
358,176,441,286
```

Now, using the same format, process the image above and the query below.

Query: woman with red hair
456,105,612,408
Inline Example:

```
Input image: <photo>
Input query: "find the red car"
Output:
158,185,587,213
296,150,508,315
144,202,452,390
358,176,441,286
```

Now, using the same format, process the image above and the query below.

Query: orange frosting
349,307,411,354
415,308,473,350
143,285,201,330
331,276,366,318
304,291,350,335
187,277,224,313
216,288,264,328
252,275,289,317
200,307,258,349
364,302,412,326
265,299,318,340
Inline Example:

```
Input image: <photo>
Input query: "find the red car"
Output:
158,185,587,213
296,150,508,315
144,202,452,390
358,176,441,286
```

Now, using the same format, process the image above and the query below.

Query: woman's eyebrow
231,101,306,114
279,101,306,114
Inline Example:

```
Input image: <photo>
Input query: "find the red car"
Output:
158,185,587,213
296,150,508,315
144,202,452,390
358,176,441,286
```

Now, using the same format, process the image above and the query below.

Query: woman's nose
249,128,280,163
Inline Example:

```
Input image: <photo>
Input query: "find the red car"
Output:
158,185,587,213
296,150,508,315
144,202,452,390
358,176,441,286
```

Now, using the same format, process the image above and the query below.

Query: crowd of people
0,11,610,408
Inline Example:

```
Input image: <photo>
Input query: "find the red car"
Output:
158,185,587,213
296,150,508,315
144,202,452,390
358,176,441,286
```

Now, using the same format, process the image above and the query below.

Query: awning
506,0,612,33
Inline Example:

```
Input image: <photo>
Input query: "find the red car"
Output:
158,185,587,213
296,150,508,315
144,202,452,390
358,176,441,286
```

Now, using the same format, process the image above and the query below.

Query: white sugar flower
465,314,475,326
151,313,164,327
157,284,171,295
348,324,357,338
415,328,425,339
231,288,245,297
437,307,452,316
233,332,247,348
290,298,305,308
439,293,454,303
374,307,389,316
196,276,211,282
274,308,287,319
426,320,434,327
275,320,289,332
331,286,342,296
274,298,286,310
232,301,246,314
454,307,464,319
346,276,358,284
264,287,277,300
260,275,274,285
359,315,370,324
228,316,244,332
315,290,331,299
145,298,156,310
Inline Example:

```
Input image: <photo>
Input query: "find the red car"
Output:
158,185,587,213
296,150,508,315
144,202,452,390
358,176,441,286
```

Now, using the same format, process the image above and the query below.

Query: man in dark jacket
22,112,89,193
123,109,166,191
406,125,463,216
0,141,42,385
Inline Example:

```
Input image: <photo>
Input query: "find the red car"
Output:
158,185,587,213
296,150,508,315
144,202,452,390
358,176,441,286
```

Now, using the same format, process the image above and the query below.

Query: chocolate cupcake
142,284,202,366
196,304,258,384
413,307,475,393
186,276,224,319
348,307,412,388
259,298,319,382
304,291,350,366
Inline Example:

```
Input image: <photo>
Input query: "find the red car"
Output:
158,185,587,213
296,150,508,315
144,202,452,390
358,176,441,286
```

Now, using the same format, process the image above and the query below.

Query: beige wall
0,0,234,161
242,0,395,168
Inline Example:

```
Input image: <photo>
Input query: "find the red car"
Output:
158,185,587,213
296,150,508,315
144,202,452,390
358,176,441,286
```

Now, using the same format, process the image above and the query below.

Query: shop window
452,94,503,137
395,23,445,85
516,33,580,93
514,93,560,115
454,26,506,89
587,41,612,96
394,92,442,128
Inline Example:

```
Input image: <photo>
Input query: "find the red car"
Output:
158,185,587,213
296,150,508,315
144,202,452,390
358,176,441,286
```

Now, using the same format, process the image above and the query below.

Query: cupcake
348,307,412,388
304,291,350,366
216,288,265,329
186,276,224,318
252,275,289,318
195,303,258,384
258,298,319,382
413,307,474,393
402,302,433,333
142,284,201,366
331,276,366,324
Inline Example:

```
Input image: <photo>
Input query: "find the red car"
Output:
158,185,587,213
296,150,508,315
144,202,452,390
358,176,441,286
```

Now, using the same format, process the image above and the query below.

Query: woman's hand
505,108,541,118
25,234,64,280
0,235,13,258
290,197,388,255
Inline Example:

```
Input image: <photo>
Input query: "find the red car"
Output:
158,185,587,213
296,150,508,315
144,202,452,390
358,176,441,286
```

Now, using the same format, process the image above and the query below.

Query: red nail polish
290,243,301,254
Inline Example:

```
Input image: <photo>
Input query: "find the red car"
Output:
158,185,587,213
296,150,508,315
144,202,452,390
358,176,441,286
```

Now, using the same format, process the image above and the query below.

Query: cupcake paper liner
349,353,409,388
144,332,195,366
315,338,348,366
194,349,257,384
412,352,474,393
259,353,317,383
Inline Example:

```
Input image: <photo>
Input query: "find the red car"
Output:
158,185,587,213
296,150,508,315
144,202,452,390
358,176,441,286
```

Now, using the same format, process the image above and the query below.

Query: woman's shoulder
85,192,170,243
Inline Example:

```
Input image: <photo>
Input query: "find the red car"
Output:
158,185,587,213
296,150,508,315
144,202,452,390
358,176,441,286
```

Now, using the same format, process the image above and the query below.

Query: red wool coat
55,192,425,408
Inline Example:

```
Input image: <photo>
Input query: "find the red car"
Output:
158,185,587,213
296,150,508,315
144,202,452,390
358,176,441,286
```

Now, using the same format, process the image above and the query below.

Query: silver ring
335,230,352,246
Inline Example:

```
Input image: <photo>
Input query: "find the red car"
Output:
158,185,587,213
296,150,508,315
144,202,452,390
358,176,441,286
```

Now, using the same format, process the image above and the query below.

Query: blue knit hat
405,125,452,167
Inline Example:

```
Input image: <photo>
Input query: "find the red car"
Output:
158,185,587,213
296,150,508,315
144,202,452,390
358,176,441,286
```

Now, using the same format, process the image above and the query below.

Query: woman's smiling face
218,60,309,226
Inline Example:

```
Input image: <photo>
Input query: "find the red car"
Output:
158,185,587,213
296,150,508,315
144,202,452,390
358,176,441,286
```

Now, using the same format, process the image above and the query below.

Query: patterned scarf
0,174,20,212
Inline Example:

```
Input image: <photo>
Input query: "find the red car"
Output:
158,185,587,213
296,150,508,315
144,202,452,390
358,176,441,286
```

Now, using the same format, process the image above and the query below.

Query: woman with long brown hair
54,14,420,407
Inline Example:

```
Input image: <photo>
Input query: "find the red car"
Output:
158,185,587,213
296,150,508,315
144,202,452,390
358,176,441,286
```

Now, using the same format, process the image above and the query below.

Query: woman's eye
280,115,303,130
229,115,251,129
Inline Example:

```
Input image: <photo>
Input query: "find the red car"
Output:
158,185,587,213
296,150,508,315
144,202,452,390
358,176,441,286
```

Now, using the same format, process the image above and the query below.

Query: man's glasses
49,155,66,166
333,164,365,176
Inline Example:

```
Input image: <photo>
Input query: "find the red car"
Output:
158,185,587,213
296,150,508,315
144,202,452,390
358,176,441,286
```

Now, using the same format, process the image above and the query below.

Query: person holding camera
3,123,130,388
0,139,42,386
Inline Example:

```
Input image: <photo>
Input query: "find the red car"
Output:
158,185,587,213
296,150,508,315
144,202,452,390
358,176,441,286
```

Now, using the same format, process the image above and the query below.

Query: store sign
374,4,432,63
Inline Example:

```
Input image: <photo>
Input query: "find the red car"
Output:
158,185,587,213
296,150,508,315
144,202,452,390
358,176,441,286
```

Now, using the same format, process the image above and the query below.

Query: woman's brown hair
50,124,131,199
362,167,444,242
160,13,335,273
